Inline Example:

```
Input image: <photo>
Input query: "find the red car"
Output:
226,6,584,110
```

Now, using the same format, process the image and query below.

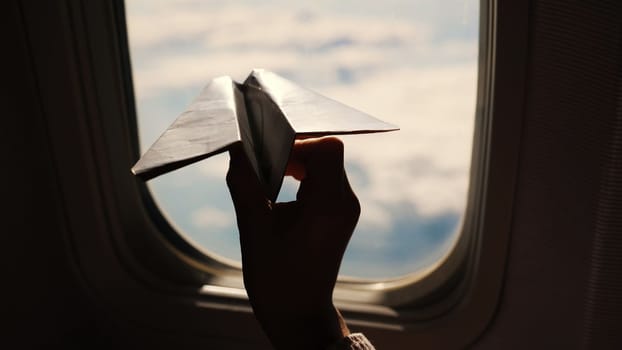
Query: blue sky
125,0,479,279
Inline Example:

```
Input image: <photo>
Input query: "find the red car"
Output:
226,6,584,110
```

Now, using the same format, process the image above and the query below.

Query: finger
271,201,301,237
284,156,306,181
288,137,347,203
226,142,270,218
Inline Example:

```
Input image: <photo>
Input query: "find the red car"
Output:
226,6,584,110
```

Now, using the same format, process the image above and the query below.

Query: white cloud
198,152,229,178
332,64,476,217
126,0,479,276
130,2,477,218
191,206,235,230
358,201,394,231
126,4,432,98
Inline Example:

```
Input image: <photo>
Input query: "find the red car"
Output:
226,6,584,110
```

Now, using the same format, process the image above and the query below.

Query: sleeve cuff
326,333,376,350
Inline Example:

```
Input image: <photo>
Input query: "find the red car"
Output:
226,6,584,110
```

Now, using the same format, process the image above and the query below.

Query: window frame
31,0,528,347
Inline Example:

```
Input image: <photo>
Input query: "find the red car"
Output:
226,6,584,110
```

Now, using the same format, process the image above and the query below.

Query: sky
125,0,479,279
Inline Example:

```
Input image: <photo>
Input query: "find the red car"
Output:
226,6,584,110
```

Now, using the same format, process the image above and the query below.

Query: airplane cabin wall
4,0,622,349
474,1,622,348
5,1,102,347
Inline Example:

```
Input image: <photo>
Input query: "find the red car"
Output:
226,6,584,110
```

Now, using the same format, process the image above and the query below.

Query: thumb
226,142,270,218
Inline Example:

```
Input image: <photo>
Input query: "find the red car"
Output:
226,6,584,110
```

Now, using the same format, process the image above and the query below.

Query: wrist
254,304,349,350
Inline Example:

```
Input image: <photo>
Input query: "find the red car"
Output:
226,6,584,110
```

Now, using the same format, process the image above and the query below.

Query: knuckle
346,192,361,220
225,169,234,187
319,137,344,157
226,168,242,189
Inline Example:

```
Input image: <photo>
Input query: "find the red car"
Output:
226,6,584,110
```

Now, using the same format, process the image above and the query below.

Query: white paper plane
132,69,398,201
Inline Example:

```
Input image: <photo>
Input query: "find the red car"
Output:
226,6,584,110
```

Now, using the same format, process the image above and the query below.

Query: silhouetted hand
227,137,360,350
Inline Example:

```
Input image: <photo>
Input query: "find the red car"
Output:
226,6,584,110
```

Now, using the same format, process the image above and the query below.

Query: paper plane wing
131,76,243,181
246,69,399,135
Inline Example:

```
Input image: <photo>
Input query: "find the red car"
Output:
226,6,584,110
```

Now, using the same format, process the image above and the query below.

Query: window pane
126,0,478,279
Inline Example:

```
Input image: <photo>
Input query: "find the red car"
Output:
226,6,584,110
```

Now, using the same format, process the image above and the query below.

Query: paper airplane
132,69,399,201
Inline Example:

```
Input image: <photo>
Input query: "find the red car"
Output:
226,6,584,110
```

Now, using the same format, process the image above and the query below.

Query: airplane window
125,0,479,279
